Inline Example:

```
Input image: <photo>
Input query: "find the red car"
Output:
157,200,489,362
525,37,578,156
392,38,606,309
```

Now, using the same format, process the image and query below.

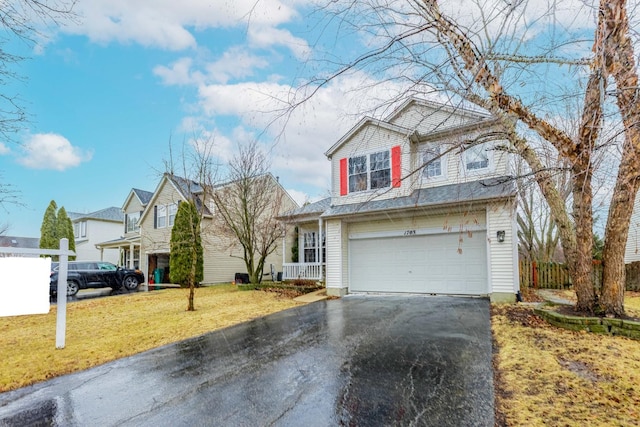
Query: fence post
56,238,69,349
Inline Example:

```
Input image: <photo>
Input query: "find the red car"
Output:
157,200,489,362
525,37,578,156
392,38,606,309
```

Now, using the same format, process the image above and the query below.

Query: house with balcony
279,97,518,302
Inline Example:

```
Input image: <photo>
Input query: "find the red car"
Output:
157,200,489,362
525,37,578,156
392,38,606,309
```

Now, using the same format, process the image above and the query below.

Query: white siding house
280,97,518,302
69,207,124,263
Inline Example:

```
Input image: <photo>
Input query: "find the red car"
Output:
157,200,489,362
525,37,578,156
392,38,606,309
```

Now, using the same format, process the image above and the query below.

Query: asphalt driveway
0,295,494,426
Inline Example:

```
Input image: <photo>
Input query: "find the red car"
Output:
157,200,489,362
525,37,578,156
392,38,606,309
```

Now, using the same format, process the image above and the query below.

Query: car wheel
66,281,80,297
123,275,140,291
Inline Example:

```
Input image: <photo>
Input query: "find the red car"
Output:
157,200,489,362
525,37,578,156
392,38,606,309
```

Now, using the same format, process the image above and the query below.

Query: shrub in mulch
236,280,324,298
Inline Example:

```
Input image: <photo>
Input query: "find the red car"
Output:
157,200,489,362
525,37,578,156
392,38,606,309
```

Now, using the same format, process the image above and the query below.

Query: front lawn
492,292,640,426
0,284,301,392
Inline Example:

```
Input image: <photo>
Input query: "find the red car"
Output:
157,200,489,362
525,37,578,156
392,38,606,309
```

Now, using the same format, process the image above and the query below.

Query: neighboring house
280,98,518,302
0,236,40,257
134,173,298,285
69,207,124,263
625,193,640,263
96,188,154,270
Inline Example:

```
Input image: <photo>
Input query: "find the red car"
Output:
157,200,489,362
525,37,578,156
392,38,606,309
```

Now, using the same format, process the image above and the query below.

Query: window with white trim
422,145,443,179
168,203,178,227
348,150,391,193
303,231,326,263
464,144,489,171
370,150,390,189
156,205,167,228
74,221,87,239
126,212,140,233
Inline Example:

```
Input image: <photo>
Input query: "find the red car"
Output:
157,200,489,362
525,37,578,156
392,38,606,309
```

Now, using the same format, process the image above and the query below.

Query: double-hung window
348,155,368,193
464,144,489,171
168,203,178,227
126,212,140,233
303,231,326,263
156,205,167,228
422,146,442,179
348,150,391,193
74,221,87,238
369,151,390,189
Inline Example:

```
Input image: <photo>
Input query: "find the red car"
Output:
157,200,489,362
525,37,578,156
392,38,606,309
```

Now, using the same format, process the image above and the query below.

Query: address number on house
404,230,416,236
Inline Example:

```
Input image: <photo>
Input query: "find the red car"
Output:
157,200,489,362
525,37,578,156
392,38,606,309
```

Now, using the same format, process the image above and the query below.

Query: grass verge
0,284,301,393
492,293,640,426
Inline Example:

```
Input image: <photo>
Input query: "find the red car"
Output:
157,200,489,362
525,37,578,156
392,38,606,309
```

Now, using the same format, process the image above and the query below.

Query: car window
97,262,117,271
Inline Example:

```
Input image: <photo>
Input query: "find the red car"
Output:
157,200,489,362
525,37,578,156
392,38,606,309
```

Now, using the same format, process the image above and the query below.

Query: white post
318,217,324,281
56,238,69,349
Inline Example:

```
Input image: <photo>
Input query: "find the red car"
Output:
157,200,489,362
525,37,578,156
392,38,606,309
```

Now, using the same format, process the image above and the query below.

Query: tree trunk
571,160,596,312
601,152,639,316
598,0,640,316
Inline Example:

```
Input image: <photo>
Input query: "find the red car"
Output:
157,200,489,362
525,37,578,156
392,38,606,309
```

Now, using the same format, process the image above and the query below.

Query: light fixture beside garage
496,230,506,243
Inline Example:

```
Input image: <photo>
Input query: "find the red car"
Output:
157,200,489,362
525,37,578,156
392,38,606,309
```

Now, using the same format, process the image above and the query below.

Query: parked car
49,261,145,297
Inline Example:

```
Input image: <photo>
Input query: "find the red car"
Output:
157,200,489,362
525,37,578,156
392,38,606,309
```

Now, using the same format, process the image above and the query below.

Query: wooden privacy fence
519,260,603,289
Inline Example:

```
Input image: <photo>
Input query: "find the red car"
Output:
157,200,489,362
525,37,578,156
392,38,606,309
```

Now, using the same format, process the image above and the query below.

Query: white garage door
349,231,487,295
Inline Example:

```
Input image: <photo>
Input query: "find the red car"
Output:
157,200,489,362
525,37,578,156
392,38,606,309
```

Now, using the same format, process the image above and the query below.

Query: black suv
50,261,145,297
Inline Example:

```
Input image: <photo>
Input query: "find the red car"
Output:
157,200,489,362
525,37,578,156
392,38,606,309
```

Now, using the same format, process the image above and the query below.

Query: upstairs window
126,212,140,233
74,221,87,238
422,146,442,179
156,205,167,228
369,151,390,189
168,203,178,227
340,146,400,195
348,155,367,193
464,144,489,171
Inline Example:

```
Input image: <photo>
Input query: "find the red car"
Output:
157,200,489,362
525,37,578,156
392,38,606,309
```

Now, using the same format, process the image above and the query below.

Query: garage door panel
349,232,487,295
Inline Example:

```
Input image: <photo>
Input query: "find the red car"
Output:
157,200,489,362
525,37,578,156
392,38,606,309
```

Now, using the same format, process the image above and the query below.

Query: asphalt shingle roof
320,177,516,218
132,188,154,205
281,197,331,218
68,207,124,222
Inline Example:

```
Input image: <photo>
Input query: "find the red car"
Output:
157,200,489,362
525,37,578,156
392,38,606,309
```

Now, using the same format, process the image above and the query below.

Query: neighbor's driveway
0,295,494,426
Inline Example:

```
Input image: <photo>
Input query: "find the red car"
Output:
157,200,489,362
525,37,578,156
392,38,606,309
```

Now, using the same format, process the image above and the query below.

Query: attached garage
349,230,488,295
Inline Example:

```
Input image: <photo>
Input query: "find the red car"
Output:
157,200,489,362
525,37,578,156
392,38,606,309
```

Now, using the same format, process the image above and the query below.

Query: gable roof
384,97,491,124
132,188,154,205
324,117,412,158
279,197,331,220
139,173,212,224
324,97,494,159
68,207,124,223
320,177,516,219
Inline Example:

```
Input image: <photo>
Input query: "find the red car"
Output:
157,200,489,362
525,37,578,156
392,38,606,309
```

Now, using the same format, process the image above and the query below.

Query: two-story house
280,98,518,302
136,173,298,286
69,207,124,263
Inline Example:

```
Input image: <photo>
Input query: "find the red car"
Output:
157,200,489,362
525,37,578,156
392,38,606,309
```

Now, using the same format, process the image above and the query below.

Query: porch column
129,243,135,269
318,217,324,281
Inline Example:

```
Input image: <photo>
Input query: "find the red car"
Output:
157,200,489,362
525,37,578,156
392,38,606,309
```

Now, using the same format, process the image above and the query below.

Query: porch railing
282,263,323,280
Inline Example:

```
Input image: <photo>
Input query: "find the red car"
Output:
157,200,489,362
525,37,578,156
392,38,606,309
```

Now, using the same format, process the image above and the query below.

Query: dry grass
492,295,640,426
0,284,301,393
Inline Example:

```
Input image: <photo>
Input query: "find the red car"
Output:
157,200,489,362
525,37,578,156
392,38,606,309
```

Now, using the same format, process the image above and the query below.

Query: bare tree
211,142,288,284
292,0,639,315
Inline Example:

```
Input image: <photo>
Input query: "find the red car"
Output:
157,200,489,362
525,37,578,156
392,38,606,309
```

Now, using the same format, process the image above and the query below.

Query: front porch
282,262,325,280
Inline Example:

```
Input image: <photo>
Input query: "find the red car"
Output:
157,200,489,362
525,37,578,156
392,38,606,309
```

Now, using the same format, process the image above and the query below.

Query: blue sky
0,0,602,237
0,0,358,237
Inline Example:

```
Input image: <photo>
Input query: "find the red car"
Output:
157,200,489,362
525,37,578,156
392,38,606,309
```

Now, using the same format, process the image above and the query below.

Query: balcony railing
282,262,323,280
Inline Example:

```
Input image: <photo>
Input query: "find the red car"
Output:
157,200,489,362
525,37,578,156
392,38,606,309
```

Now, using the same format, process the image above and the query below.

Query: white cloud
0,142,9,155
154,57,204,86
64,0,301,51
285,188,311,207
18,133,92,171
194,71,410,192
247,26,311,60
206,47,270,84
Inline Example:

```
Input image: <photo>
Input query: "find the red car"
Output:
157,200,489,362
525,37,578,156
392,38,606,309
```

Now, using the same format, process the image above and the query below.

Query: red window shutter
339,158,348,195
391,145,401,187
